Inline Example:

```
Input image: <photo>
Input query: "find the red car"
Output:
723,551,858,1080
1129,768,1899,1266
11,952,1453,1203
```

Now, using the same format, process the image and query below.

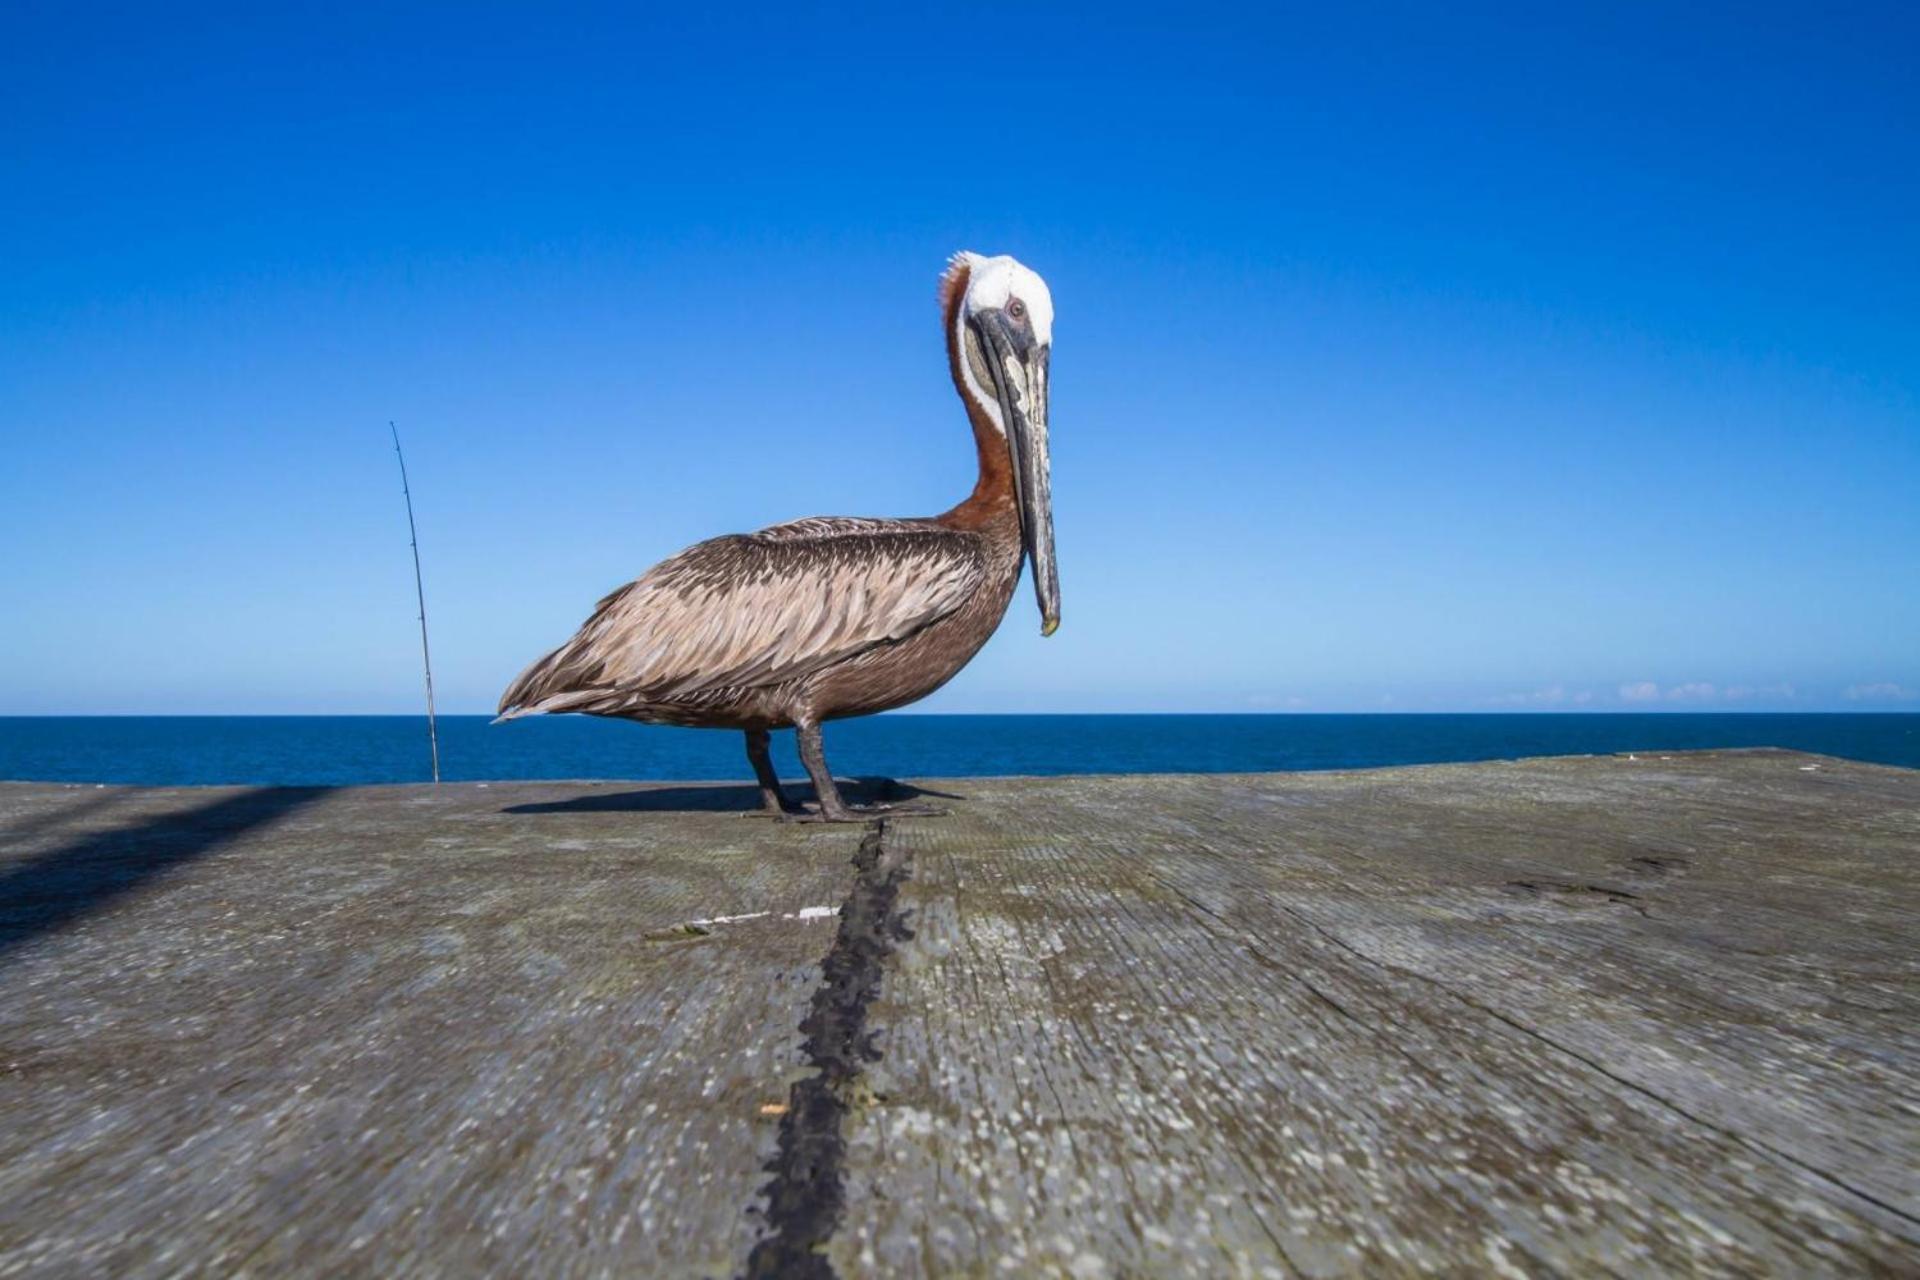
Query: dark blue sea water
1,714,1915,786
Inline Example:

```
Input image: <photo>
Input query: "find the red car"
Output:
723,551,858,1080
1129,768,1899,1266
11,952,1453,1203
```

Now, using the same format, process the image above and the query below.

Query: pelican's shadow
501,776,963,816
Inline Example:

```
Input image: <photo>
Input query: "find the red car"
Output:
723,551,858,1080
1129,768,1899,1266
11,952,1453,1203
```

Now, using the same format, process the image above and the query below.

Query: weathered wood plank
0,781,868,1278
1,751,1915,1277
834,752,1920,1276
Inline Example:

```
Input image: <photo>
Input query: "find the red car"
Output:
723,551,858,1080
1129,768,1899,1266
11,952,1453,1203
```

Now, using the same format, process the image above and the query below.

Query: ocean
1,713,1915,787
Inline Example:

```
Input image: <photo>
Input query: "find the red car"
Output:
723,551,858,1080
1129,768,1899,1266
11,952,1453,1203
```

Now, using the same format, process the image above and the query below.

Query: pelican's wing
497,516,986,716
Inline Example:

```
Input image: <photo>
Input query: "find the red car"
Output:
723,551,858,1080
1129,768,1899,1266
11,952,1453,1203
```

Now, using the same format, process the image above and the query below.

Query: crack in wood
1267,896,1920,1236
1504,878,1648,914
745,819,913,1279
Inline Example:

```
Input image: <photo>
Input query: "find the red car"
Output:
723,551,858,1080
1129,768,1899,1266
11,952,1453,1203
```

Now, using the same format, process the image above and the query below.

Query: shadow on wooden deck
500,777,965,815
0,786,322,964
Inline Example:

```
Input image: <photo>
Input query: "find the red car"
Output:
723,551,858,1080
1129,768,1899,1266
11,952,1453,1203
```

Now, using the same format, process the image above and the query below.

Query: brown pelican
496,252,1058,821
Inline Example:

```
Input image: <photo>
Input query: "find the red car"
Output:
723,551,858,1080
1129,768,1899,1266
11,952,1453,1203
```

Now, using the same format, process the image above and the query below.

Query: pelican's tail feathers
492,687,617,725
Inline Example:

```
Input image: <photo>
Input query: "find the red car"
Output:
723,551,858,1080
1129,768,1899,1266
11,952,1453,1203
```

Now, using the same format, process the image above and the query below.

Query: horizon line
3,710,1916,720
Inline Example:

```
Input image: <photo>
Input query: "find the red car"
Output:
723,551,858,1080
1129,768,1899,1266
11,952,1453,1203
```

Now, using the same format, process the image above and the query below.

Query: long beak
980,319,1059,635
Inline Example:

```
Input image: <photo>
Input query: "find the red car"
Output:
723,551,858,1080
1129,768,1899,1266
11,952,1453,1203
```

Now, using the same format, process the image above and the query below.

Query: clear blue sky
3,3,1915,715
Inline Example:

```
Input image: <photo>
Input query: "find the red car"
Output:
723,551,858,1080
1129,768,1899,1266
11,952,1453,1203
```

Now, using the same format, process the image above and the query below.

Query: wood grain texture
835,751,1919,1277
0,781,871,1278
1,751,1915,1278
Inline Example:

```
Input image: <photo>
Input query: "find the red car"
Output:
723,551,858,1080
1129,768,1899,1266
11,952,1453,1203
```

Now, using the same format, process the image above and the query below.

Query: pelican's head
947,251,1059,636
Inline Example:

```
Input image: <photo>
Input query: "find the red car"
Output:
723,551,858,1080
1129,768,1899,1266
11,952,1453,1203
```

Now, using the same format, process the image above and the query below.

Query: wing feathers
497,517,985,716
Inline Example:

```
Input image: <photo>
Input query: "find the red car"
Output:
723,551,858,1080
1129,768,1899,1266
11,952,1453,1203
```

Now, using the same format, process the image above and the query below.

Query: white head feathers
954,251,1054,346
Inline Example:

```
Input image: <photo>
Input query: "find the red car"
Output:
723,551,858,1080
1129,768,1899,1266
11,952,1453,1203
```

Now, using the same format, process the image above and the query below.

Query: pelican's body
496,252,1058,820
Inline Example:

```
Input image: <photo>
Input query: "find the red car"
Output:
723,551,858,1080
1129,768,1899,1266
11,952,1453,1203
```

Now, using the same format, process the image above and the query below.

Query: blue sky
2,3,1915,714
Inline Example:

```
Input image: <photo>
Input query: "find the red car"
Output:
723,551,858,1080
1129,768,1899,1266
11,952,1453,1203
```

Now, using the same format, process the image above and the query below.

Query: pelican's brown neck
935,259,1016,533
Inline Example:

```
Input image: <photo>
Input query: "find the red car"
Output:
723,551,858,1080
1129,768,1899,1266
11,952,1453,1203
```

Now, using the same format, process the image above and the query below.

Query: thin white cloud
1491,685,1569,707
1726,682,1797,702
1843,682,1916,703
1619,681,1661,702
1665,682,1717,702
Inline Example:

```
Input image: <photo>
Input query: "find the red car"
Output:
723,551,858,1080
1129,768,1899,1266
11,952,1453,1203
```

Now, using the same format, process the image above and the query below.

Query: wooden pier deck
1,750,1915,1276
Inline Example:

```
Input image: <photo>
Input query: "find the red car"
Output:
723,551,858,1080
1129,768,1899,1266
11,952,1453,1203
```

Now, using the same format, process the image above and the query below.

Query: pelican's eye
1009,299,1027,321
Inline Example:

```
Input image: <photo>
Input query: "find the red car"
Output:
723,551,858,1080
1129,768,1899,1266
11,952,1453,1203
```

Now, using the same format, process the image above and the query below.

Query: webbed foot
775,805,871,825
741,798,805,819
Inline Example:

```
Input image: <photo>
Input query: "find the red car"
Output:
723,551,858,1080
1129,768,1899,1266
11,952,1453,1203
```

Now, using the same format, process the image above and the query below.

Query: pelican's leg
786,720,947,822
787,719,863,823
743,728,800,817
